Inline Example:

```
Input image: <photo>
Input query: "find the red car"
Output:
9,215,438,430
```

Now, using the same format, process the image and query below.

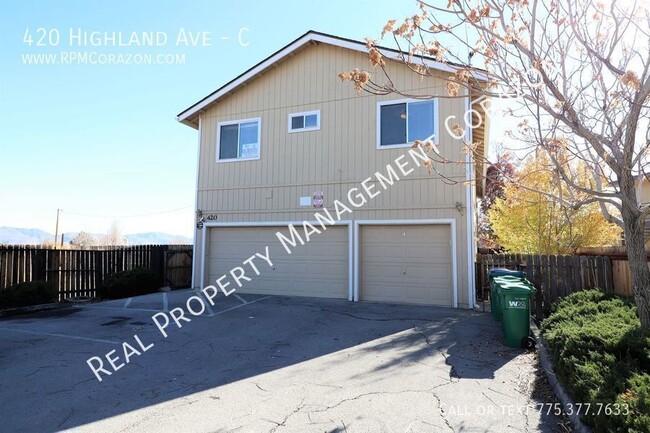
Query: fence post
579,256,588,290
94,250,104,296
10,246,19,287
33,248,47,282
571,256,581,294
47,250,61,300
603,256,614,293
529,254,542,322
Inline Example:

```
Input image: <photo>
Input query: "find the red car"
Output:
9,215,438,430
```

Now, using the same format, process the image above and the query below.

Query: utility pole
54,209,61,249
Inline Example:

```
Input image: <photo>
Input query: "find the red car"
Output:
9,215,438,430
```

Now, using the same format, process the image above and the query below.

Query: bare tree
100,221,126,246
70,231,97,248
340,0,650,325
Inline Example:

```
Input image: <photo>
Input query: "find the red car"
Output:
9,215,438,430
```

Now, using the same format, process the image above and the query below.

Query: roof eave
176,30,490,126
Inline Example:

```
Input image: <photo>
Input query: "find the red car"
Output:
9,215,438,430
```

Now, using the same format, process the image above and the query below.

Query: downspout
190,114,202,289
465,92,477,309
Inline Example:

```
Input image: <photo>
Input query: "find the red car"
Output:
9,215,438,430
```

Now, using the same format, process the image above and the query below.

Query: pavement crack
414,329,461,382
324,310,434,322
46,377,95,395
57,408,74,428
162,378,209,397
481,391,499,407
309,388,435,415
430,390,456,433
267,397,306,433
25,365,53,377
253,382,270,392
306,382,343,389
414,329,433,345
437,347,461,381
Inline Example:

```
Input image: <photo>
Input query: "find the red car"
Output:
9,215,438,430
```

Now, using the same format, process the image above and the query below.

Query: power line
62,205,193,219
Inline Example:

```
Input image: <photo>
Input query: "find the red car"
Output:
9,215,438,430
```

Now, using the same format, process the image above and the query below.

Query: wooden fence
576,246,640,297
0,245,193,300
476,253,616,321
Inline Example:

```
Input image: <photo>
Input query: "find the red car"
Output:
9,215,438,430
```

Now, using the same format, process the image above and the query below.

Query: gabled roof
177,30,488,129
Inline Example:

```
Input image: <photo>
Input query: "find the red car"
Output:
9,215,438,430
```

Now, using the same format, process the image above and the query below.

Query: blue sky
0,0,487,238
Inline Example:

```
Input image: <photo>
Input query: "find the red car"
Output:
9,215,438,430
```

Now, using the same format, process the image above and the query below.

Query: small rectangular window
305,114,318,128
288,110,320,133
219,124,239,159
217,118,261,161
380,103,407,146
291,116,304,130
377,99,437,148
407,101,434,143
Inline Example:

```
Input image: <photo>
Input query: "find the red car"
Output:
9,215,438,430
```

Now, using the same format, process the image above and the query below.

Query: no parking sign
313,191,324,208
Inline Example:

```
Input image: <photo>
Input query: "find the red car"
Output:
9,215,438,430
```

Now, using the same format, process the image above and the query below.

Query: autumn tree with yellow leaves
489,154,620,254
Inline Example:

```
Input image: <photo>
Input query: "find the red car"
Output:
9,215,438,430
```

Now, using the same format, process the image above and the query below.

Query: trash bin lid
494,275,534,285
494,275,525,283
488,268,526,278
496,284,536,295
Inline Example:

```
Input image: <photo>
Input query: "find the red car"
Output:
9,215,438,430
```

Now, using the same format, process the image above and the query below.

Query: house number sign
196,214,218,229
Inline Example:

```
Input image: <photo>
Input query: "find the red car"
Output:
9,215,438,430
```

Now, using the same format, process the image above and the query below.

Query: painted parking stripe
0,327,118,344
77,305,160,313
124,297,132,308
212,296,270,316
197,292,216,317
233,293,248,304
0,296,271,344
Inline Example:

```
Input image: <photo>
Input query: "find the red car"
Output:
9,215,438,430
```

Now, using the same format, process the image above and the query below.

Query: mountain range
0,226,192,246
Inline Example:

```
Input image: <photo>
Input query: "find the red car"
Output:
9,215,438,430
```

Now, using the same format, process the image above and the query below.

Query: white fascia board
177,33,315,123
312,33,485,78
177,32,489,124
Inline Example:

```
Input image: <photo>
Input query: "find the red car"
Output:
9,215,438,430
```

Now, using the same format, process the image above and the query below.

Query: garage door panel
360,224,453,306
207,226,348,299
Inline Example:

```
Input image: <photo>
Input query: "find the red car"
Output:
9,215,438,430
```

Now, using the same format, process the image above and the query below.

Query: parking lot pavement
0,291,564,433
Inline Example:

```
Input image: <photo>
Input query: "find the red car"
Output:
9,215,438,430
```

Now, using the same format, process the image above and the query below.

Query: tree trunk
622,207,650,328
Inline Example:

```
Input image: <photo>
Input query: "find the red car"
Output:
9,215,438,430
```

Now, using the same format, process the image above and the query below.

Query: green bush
541,289,650,432
98,268,162,300
0,281,57,309
608,373,650,433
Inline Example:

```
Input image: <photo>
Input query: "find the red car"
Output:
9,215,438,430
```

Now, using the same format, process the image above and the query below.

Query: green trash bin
495,278,534,331
498,284,536,348
488,270,526,322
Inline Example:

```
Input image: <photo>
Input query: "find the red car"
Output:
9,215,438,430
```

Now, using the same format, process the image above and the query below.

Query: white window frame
216,117,262,163
288,110,321,133
376,98,438,149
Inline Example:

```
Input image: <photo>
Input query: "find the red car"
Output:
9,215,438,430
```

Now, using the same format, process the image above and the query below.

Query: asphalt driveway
0,290,564,432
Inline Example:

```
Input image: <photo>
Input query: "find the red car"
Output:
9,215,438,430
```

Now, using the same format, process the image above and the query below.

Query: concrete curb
531,322,592,433
0,302,72,318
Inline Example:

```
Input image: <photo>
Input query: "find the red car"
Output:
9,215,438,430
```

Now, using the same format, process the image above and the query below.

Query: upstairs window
217,118,261,161
288,110,320,133
377,99,437,148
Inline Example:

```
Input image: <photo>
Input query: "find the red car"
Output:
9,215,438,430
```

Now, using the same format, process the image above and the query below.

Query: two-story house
177,31,489,309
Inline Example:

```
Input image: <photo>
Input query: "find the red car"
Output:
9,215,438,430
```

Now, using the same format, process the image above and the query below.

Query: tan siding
192,42,472,307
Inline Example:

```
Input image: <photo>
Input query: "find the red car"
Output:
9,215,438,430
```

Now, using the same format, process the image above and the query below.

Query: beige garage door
360,224,453,306
207,226,349,298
